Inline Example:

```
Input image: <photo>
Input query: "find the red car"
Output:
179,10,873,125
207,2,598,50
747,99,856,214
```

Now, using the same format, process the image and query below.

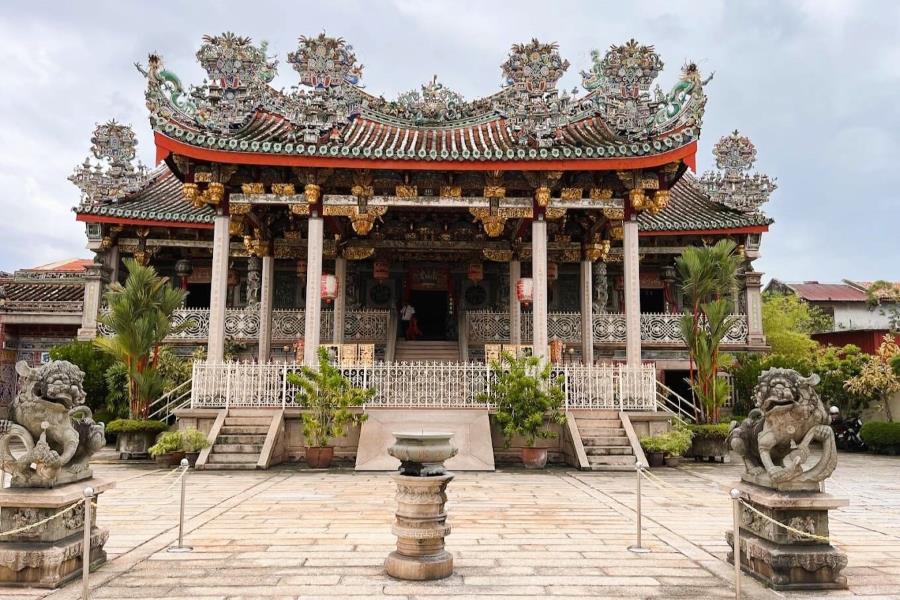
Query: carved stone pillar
77,263,107,340
744,271,765,345
592,262,608,314
304,214,324,365
531,219,548,361
207,211,231,363
580,260,593,365
334,256,347,345
623,217,641,367
258,254,275,362
106,244,120,285
509,259,521,345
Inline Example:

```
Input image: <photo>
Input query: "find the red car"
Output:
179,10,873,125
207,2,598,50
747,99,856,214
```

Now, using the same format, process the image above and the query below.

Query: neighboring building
0,258,95,405
765,279,900,353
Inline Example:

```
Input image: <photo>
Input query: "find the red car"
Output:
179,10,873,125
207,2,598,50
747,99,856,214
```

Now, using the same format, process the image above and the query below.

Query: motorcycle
829,406,867,452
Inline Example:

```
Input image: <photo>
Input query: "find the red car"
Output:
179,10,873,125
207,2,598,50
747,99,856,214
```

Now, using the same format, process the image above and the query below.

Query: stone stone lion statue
0,360,106,488
727,368,837,489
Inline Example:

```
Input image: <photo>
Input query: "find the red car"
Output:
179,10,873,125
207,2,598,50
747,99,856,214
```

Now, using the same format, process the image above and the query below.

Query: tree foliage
287,347,372,448
845,334,900,421
762,292,832,358
479,353,566,447
676,239,742,423
94,259,188,419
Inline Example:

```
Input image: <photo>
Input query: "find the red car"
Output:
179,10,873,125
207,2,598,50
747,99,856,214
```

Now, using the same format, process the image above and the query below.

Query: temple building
61,33,775,467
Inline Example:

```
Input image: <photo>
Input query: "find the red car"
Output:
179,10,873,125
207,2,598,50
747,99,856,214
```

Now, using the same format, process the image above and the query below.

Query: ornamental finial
700,130,777,213
69,121,148,204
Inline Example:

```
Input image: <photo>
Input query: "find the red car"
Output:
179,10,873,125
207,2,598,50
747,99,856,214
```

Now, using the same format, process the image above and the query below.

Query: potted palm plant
640,428,693,468
148,431,185,466
479,352,566,469
94,259,188,458
287,347,373,468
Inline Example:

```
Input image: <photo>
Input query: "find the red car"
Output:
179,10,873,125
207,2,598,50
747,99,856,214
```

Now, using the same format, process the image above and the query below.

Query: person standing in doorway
400,302,416,340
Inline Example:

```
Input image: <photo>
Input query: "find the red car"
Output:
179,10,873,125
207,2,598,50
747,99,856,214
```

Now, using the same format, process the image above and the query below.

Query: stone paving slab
0,453,897,598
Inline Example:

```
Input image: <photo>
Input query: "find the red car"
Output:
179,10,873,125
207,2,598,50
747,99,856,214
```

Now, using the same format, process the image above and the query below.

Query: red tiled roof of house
784,283,867,302
25,258,93,272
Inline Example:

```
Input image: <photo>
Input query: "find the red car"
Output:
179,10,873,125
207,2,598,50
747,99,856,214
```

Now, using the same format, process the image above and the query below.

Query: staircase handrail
148,378,192,422
655,380,703,423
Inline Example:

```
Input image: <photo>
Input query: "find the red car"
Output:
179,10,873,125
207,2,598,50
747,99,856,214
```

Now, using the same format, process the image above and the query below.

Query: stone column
744,271,765,345
303,214,324,365
333,256,347,345
623,216,642,367
580,260,594,365
509,259,521,345
76,263,107,340
207,211,231,363
107,244,120,285
257,254,275,362
531,219,548,361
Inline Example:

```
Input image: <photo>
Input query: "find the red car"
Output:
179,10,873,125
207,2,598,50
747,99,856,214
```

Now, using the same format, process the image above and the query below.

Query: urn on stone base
384,432,457,581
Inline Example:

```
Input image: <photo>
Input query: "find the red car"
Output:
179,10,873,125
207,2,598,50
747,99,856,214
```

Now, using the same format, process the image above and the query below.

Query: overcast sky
0,0,896,283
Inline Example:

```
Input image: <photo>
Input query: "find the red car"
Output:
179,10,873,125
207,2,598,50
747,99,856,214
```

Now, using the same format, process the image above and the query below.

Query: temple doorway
409,290,449,340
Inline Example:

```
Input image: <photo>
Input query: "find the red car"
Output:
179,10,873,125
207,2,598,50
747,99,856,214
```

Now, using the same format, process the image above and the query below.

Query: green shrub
687,423,732,441
106,419,168,435
181,428,210,453
148,431,183,457
860,422,900,454
640,429,693,457
103,363,130,419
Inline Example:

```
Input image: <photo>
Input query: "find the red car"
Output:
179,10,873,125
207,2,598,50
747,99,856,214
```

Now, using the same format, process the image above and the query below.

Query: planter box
687,436,729,462
116,431,157,460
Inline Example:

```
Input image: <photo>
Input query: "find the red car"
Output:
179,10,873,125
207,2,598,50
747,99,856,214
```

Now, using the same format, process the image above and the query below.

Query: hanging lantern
516,278,534,307
321,274,339,303
547,261,558,281
467,262,484,284
374,258,390,281
296,259,307,277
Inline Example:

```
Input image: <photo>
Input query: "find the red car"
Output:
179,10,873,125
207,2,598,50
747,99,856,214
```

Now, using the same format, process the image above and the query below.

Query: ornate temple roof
74,163,768,234
0,260,90,315
141,34,710,168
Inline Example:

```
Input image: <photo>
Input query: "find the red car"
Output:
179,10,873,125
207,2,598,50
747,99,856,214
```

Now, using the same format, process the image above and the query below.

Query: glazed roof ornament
700,130,777,213
69,120,148,204
139,33,710,159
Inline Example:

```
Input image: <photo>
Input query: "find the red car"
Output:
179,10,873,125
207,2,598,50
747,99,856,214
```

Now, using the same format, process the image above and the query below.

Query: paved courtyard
3,453,900,600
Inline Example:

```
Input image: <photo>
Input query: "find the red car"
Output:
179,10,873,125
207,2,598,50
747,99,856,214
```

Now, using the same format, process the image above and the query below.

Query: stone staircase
204,413,270,470
394,340,459,362
576,411,635,471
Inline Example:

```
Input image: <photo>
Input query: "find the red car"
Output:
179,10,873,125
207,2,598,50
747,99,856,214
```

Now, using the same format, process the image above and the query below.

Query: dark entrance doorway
409,291,449,340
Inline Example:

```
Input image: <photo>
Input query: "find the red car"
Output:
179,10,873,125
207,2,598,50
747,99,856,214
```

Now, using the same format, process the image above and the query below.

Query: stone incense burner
384,432,457,581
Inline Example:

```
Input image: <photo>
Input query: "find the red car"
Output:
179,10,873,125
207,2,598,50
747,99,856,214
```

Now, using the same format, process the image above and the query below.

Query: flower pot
155,451,186,467
306,446,335,469
388,432,458,476
647,451,665,468
664,455,682,468
521,447,548,469
116,431,156,460
687,436,729,462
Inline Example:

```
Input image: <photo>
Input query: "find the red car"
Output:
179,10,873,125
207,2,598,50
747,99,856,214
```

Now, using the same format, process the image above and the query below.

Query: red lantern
374,258,390,281
547,261,558,281
516,278,534,306
467,262,484,284
321,274,339,303
296,259,307,277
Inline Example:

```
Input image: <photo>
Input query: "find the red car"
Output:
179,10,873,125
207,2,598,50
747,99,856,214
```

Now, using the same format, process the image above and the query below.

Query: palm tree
94,259,188,419
676,239,742,423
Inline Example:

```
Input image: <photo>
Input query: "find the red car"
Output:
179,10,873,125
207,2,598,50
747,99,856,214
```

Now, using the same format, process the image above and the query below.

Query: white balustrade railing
99,307,389,343
189,360,658,411
466,311,749,345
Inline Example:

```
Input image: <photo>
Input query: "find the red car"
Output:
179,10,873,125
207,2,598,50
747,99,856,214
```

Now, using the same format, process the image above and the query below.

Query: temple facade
62,33,776,431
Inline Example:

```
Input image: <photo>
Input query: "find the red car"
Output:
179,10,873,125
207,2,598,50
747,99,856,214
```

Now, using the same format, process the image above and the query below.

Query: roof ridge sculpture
699,130,777,214
137,33,712,158
69,120,149,204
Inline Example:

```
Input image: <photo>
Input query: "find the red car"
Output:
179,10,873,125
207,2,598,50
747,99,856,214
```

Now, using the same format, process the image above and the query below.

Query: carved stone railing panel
99,307,388,343
191,361,658,411
2,301,84,313
467,311,749,345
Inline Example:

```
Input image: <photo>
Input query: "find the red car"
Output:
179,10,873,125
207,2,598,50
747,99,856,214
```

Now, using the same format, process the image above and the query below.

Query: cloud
0,0,897,283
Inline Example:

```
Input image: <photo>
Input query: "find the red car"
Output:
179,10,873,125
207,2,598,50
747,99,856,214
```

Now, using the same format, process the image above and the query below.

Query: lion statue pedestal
0,361,114,587
725,368,848,590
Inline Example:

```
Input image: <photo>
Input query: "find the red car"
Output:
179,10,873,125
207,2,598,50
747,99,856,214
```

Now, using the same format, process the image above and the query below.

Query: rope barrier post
82,486,94,600
730,488,742,599
628,461,650,554
168,459,193,553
